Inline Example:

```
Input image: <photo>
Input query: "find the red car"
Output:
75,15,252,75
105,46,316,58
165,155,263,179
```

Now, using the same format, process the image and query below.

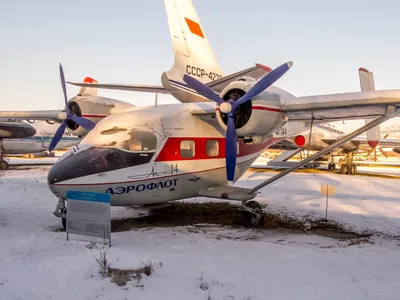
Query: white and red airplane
1,0,400,229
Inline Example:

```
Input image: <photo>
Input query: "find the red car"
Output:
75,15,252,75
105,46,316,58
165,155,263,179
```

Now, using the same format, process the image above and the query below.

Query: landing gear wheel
339,163,357,175
0,159,8,170
328,162,336,170
348,164,357,175
240,200,265,227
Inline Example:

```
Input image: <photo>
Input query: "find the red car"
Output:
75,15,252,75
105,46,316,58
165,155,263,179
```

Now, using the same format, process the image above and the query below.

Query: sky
1,0,400,129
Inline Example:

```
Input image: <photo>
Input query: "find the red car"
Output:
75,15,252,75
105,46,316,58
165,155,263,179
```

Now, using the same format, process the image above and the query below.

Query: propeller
48,64,96,152
183,61,293,184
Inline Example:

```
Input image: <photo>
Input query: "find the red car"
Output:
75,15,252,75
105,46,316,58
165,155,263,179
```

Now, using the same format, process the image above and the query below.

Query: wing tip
359,67,370,73
255,63,272,72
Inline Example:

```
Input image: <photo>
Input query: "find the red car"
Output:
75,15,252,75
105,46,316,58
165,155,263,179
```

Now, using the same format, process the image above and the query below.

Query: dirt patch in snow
110,202,371,241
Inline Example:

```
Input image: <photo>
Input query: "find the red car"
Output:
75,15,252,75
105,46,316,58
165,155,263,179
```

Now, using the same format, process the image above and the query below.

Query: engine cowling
339,140,360,152
65,96,135,136
215,77,287,138
290,132,327,150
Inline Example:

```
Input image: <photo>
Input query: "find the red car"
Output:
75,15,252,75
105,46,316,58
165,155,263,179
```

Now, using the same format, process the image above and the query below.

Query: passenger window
206,140,219,157
180,140,195,158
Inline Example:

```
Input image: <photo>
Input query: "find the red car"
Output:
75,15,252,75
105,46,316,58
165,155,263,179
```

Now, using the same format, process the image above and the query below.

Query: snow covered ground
1,166,400,300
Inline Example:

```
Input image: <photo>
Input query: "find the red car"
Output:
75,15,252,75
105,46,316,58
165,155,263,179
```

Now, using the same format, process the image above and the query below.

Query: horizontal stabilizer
67,82,168,94
67,63,272,102
205,64,272,93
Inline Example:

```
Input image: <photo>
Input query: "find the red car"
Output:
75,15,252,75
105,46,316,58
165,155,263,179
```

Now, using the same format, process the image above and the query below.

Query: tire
0,160,8,170
240,201,264,227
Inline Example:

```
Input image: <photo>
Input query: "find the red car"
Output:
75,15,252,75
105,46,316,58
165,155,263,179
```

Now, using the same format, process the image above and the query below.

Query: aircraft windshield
119,130,157,152
91,127,158,153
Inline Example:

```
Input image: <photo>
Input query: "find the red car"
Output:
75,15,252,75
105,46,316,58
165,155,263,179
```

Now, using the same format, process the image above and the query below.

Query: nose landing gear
53,198,67,230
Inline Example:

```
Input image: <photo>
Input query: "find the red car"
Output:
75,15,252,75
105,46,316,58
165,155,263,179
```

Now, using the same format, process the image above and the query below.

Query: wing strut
245,106,400,195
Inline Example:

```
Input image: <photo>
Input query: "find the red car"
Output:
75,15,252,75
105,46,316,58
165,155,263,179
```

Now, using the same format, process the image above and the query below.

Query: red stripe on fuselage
155,137,283,162
82,114,108,118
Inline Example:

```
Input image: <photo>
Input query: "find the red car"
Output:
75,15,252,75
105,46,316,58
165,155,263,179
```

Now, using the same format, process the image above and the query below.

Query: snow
1,166,400,299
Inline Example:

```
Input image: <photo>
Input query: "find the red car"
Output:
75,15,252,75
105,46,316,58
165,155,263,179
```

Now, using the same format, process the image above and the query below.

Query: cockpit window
120,130,157,152
98,129,158,153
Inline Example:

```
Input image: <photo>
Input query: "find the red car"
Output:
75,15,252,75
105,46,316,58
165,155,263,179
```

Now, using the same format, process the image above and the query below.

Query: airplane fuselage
1,121,80,155
47,101,316,206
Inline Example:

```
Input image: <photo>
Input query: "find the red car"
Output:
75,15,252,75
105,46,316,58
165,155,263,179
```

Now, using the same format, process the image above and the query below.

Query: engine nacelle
65,96,135,136
290,132,327,150
215,78,287,137
339,140,360,153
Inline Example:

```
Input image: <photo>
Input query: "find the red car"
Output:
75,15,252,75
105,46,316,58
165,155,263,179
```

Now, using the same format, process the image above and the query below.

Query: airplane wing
281,90,400,121
0,110,64,123
66,64,271,98
321,137,400,149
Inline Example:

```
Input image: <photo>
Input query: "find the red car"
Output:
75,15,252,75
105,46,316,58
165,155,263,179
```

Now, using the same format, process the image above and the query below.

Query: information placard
66,190,111,245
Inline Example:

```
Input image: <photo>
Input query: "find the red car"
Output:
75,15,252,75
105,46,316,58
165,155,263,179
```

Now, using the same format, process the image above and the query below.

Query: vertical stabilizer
77,77,98,97
161,0,224,102
359,67,380,148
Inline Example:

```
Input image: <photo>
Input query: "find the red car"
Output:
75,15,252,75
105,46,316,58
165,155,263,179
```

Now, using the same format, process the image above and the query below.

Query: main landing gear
327,155,336,170
53,198,67,230
239,200,265,227
338,151,357,175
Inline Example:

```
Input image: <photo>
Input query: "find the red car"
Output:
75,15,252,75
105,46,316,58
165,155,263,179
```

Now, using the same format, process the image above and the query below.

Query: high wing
321,136,400,149
189,89,400,121
0,110,64,123
281,90,400,121
66,64,271,100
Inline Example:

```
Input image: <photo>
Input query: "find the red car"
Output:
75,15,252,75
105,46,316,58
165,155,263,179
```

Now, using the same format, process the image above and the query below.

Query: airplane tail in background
77,77,98,97
161,0,224,102
359,67,380,148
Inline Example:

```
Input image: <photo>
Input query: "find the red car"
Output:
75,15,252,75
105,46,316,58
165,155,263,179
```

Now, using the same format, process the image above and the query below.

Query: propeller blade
235,61,293,107
182,74,224,104
48,121,67,152
70,115,96,130
59,63,69,109
225,112,237,184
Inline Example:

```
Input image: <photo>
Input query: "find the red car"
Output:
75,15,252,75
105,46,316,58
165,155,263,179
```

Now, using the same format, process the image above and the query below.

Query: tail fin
359,67,380,148
161,0,224,102
77,77,98,97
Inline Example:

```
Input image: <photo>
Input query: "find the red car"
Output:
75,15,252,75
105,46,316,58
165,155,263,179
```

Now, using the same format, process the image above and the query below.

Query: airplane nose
47,147,155,185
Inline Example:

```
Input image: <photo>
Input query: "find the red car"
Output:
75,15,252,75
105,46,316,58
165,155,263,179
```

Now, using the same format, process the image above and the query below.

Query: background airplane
265,67,400,173
0,77,98,169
